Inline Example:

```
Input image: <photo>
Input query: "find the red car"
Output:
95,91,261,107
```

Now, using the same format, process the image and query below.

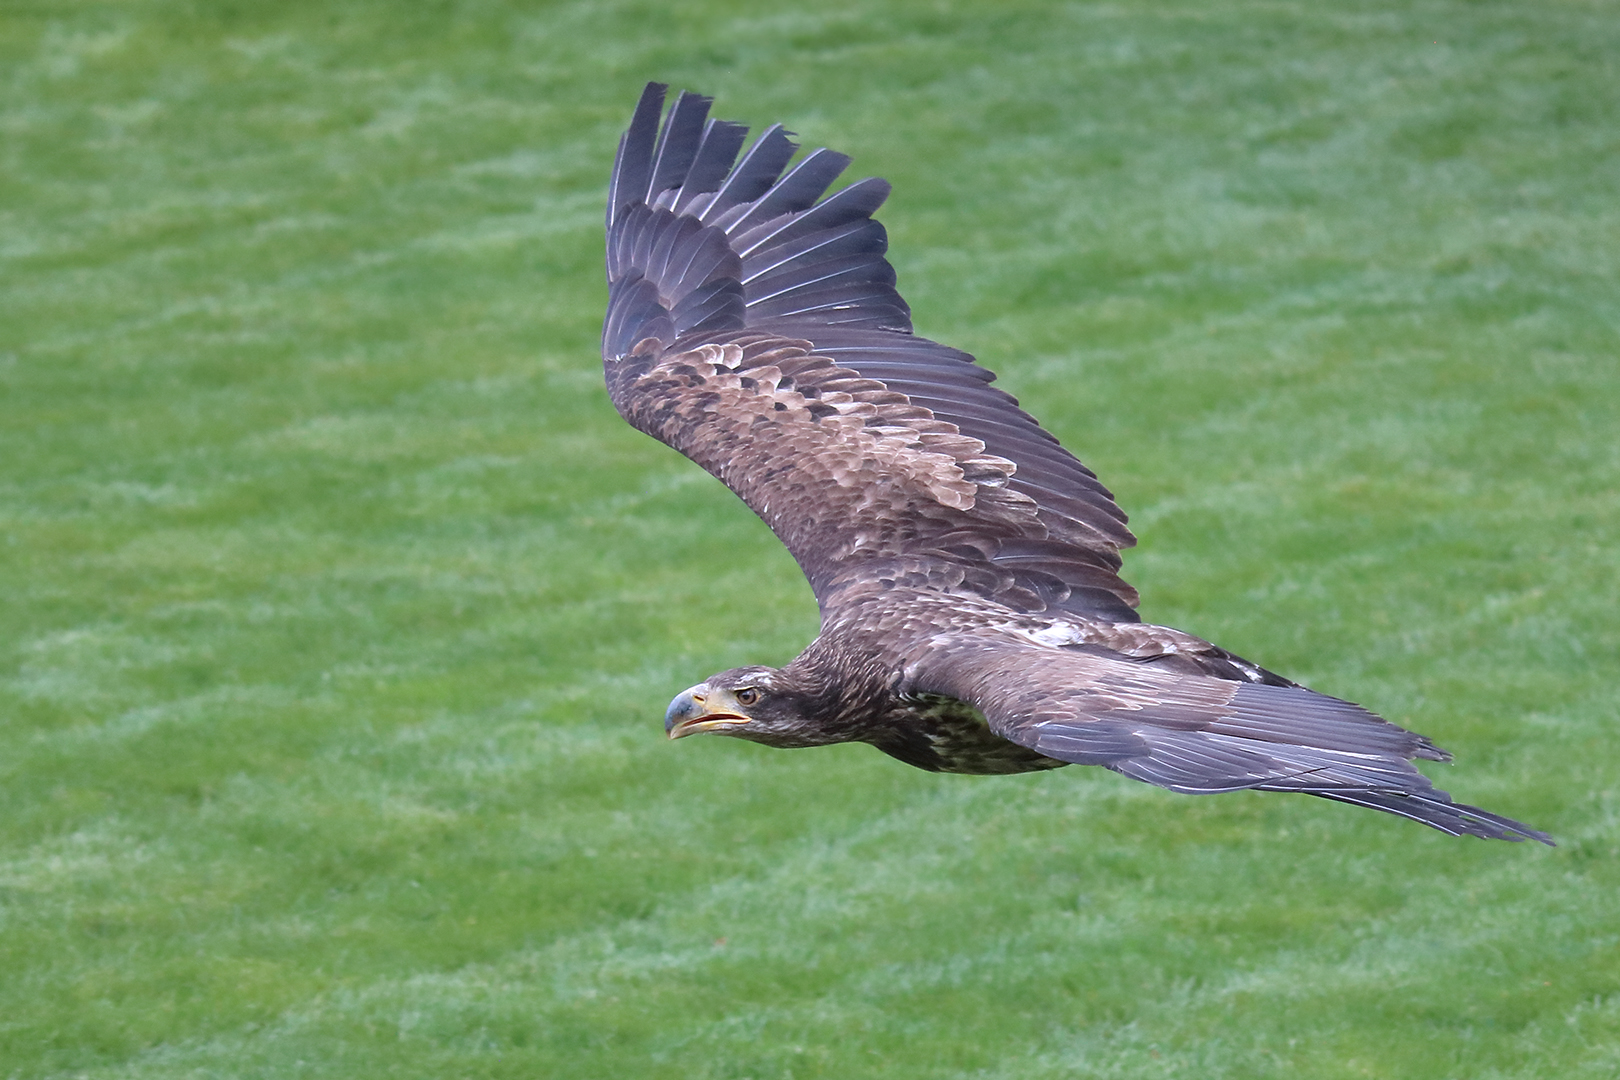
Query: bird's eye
735,687,760,706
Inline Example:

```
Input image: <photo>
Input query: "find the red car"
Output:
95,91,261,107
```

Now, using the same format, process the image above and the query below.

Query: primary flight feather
602,82,1548,844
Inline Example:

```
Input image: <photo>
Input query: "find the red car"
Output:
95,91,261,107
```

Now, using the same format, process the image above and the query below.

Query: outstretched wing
603,83,1139,622
903,631,1552,843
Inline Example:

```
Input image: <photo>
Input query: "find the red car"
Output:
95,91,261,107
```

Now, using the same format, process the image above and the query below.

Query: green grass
3,1,1617,1076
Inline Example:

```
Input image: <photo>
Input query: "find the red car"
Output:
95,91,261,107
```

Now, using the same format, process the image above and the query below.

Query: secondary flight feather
601,82,1548,844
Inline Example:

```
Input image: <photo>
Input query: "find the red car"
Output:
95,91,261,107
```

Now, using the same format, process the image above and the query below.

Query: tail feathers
1308,788,1553,844
1098,724,1552,844
1005,674,1551,844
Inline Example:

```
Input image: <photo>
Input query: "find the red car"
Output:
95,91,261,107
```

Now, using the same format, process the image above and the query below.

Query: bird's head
663,666,828,747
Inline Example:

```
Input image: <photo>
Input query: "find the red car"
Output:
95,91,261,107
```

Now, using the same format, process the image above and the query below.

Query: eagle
601,82,1548,844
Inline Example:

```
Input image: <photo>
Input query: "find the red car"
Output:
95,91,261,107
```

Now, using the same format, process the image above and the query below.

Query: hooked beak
664,683,753,740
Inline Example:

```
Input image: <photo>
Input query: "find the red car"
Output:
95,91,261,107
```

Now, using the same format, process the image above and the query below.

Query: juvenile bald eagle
602,83,1548,843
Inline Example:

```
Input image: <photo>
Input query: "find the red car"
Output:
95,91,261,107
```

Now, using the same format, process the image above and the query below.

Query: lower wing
906,634,1551,843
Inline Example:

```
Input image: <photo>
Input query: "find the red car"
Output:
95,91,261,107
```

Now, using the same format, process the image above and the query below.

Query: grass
2,0,1617,1076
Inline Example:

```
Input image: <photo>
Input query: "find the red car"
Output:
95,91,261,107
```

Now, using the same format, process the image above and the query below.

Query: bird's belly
876,694,1068,775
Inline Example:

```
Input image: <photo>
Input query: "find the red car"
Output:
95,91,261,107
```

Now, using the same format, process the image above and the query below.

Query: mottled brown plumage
604,83,1549,843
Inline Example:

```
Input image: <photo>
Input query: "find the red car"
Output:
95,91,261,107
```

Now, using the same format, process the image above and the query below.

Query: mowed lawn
3,1,1617,1077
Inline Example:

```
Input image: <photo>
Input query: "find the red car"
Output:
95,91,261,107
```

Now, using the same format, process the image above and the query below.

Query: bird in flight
601,83,1548,843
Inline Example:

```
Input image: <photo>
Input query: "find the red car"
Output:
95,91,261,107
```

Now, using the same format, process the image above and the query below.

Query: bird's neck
779,628,897,732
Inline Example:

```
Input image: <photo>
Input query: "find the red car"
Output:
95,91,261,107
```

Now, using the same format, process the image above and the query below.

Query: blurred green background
3,1,1616,1076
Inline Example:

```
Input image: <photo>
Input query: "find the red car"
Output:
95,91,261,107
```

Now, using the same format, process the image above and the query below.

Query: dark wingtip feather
728,147,853,236
673,118,750,214
608,82,668,226
648,90,713,204
700,124,799,224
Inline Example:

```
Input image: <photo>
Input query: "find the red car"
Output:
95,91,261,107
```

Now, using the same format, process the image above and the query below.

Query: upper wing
603,83,1138,621
902,630,1551,843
